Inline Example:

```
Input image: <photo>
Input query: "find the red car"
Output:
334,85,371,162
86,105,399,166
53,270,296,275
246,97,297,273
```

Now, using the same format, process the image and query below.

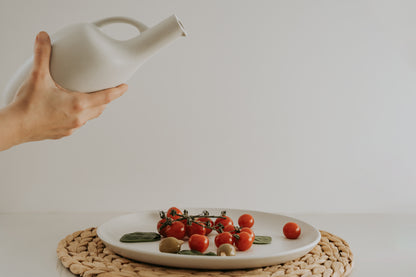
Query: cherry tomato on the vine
223,225,237,234
234,231,254,251
215,216,234,232
188,234,209,253
167,207,183,220
186,221,206,237
165,221,186,240
238,214,254,228
240,227,255,239
198,217,214,235
157,218,167,236
214,232,234,247
283,222,301,239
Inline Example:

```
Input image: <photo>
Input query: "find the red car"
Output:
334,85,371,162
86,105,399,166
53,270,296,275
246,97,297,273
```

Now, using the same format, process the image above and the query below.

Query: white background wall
0,0,415,214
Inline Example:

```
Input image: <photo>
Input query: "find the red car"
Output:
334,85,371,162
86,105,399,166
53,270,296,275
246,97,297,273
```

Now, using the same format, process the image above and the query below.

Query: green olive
159,237,184,253
217,243,236,256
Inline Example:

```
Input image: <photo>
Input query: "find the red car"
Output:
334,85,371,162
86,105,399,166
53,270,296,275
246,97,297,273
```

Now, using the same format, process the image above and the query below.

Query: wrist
0,102,28,150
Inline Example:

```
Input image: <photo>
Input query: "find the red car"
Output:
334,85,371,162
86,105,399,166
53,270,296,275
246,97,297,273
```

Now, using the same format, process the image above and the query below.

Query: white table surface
0,212,414,277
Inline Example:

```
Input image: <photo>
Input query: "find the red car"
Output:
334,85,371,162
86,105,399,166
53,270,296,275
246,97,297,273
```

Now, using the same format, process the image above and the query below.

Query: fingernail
36,31,49,42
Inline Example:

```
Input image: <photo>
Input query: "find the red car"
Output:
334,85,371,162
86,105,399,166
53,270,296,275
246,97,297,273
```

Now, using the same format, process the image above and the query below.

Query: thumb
33,31,52,75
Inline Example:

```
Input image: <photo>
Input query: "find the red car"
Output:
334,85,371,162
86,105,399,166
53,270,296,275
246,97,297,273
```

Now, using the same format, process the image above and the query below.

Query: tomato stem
158,217,173,231
216,223,225,233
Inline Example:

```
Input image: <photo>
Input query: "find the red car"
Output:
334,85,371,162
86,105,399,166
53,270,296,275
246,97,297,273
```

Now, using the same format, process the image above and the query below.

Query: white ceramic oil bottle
3,15,186,105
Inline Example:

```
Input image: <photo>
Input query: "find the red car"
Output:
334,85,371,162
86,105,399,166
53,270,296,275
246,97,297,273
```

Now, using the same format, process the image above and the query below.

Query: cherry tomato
188,234,209,253
223,225,237,234
214,232,234,247
157,218,167,236
283,222,301,239
215,216,234,232
165,221,186,240
240,227,255,239
180,218,188,227
238,214,254,228
186,221,206,237
167,207,183,220
234,232,254,251
198,217,214,235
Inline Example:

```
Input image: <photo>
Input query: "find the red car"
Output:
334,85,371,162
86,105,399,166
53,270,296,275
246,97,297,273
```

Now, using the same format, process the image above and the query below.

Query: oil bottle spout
125,15,187,63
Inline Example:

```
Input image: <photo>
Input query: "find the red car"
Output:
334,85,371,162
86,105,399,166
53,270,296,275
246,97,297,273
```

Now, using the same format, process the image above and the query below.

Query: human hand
9,31,128,143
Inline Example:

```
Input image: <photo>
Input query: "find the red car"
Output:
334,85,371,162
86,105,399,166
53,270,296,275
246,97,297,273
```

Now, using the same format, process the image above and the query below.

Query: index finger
83,84,128,107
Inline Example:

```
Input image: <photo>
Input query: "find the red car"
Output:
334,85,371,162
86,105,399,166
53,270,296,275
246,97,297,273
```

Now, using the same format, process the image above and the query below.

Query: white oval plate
97,208,321,270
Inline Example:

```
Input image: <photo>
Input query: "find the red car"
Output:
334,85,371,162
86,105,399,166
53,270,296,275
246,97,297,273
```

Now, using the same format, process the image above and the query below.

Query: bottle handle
93,16,149,34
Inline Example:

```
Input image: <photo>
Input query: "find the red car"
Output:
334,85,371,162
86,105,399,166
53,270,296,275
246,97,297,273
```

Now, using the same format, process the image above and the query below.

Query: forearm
0,104,25,151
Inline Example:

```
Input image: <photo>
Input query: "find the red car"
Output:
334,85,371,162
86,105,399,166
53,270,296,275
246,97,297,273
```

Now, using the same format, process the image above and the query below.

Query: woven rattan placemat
57,228,353,277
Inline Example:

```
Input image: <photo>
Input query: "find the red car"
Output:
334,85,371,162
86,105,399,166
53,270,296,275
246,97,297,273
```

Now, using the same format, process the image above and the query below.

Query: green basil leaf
204,252,217,256
120,232,161,243
178,250,203,255
253,235,272,244
178,250,217,256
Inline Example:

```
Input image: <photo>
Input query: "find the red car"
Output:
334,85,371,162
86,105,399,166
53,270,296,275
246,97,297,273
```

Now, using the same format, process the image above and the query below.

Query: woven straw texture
57,228,353,277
